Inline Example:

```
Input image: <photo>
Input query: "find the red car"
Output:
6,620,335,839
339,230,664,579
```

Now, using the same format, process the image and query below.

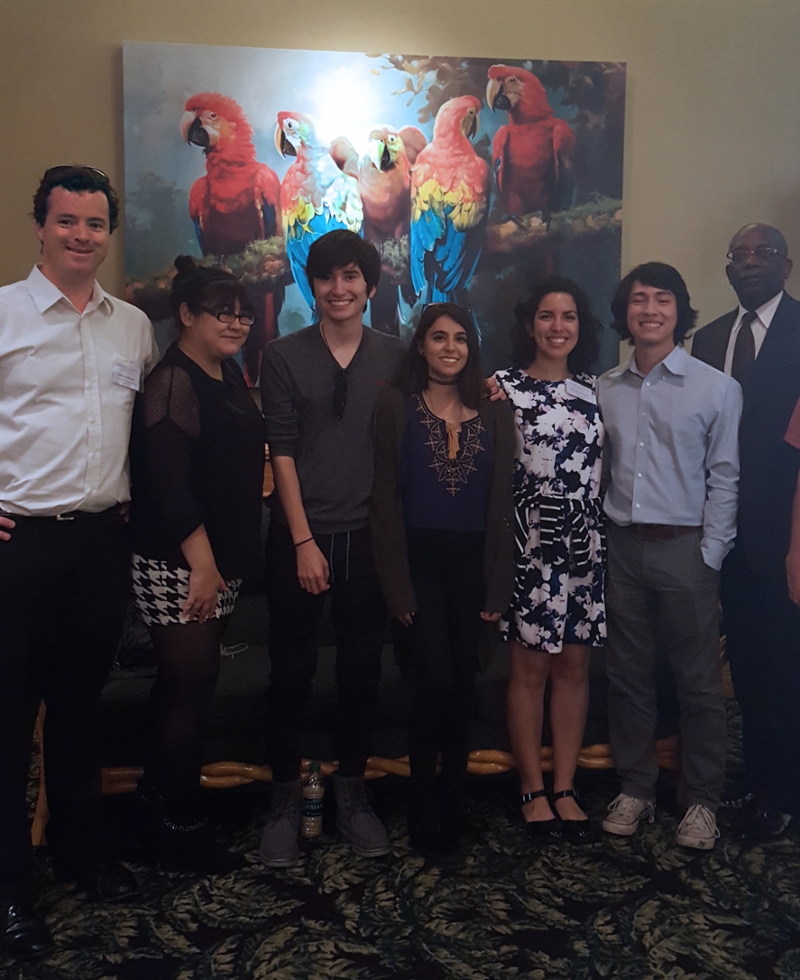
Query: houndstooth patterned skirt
132,554,241,626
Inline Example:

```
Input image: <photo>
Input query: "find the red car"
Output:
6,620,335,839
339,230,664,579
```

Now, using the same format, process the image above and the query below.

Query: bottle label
302,798,323,818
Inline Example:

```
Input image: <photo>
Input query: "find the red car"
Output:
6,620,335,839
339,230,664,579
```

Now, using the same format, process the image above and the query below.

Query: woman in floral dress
495,277,605,841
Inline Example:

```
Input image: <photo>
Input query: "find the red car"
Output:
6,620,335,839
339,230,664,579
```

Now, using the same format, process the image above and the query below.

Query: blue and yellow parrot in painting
275,111,363,311
409,96,490,306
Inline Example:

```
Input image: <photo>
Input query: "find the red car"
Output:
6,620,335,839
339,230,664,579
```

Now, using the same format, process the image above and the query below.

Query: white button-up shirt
597,344,743,570
0,266,158,516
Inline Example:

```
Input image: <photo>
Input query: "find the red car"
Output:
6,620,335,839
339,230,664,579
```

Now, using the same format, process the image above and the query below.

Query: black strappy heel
521,789,561,841
552,788,593,841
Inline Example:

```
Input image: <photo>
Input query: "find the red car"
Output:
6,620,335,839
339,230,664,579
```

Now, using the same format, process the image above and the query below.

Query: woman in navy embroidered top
495,277,605,842
129,256,265,872
370,303,514,865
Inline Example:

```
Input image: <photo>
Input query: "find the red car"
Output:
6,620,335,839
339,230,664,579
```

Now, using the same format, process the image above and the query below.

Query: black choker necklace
428,376,459,386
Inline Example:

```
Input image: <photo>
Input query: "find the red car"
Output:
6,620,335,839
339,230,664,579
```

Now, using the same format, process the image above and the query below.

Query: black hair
169,255,255,332
305,230,381,296
511,276,601,374
611,261,697,344
392,303,487,409
32,166,120,233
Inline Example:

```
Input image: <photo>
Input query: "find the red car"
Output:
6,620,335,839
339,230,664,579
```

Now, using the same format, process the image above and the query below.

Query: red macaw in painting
181,93,283,384
409,96,489,306
180,92,281,256
276,111,363,311
486,65,576,219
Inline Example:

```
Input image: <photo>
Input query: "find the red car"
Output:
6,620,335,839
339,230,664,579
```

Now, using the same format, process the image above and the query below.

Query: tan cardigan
369,387,516,619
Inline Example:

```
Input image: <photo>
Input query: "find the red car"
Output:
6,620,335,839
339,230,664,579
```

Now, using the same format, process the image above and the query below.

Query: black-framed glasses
726,245,785,265
333,368,348,420
203,309,257,327
43,165,110,182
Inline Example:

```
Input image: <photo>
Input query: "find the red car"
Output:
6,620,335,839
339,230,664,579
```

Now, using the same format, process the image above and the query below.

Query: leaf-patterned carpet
9,704,800,980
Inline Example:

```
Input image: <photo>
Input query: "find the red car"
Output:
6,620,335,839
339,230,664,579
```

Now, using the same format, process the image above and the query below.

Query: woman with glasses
129,255,265,871
370,303,515,865
495,277,604,843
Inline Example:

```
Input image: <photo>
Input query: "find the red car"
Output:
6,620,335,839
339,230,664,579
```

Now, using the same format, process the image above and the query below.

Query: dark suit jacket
692,292,800,575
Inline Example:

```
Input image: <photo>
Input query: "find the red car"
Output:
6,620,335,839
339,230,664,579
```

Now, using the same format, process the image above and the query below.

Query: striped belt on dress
514,493,594,578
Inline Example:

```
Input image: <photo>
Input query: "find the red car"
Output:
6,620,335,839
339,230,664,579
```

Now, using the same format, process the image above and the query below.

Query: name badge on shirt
111,357,142,392
564,378,596,404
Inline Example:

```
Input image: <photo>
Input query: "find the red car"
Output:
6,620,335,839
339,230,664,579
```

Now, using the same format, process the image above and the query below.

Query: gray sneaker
332,773,390,858
602,793,655,836
676,804,720,850
259,778,302,867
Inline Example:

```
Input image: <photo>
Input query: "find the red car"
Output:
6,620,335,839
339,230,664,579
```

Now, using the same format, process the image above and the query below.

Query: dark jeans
605,523,726,811
721,541,800,815
264,523,386,781
405,529,485,789
0,513,130,901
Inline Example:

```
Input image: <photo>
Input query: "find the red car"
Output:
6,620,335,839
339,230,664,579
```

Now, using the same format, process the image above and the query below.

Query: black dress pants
0,513,131,901
405,529,485,789
722,540,800,815
264,523,387,781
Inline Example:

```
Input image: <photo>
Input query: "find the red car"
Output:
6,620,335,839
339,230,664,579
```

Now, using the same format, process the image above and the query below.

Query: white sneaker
676,804,720,850
602,793,655,836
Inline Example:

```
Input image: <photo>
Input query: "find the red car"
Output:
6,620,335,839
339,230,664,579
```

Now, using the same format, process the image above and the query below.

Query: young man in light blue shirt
597,262,742,850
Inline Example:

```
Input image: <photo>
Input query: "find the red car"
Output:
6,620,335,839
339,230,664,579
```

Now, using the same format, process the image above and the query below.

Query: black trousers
722,541,800,815
405,529,485,788
264,523,386,781
0,513,130,901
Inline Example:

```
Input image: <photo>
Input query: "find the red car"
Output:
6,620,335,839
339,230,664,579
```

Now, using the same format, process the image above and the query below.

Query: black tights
144,616,229,815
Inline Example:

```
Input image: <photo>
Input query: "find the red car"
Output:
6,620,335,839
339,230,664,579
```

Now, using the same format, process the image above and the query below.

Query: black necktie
731,310,757,386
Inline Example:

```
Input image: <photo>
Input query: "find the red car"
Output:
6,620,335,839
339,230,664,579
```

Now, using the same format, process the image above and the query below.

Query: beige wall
3,0,799,327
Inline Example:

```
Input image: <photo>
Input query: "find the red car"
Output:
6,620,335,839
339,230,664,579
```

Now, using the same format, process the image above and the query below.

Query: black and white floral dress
495,368,606,653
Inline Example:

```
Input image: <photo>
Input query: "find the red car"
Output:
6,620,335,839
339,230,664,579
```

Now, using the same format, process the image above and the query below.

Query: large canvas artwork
123,42,625,380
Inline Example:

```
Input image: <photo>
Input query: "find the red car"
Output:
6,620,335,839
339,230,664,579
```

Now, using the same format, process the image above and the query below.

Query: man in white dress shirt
0,167,157,958
597,262,742,851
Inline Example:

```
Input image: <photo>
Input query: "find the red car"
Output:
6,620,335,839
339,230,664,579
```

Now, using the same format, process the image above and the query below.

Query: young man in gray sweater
259,231,405,865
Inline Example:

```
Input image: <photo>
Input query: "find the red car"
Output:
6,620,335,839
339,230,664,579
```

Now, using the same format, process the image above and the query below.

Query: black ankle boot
408,781,439,857
136,781,242,874
434,777,466,868
157,815,244,875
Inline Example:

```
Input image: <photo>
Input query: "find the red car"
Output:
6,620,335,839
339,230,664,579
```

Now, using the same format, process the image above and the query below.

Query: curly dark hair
169,255,254,332
306,230,381,297
392,303,487,409
511,276,601,374
611,262,697,344
32,165,120,233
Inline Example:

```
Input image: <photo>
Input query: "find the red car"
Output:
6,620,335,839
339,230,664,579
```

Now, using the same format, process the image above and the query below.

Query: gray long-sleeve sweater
261,324,405,535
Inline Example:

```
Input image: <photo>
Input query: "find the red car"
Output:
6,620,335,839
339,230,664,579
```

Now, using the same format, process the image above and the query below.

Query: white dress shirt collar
736,289,783,330
722,289,784,374
26,264,113,317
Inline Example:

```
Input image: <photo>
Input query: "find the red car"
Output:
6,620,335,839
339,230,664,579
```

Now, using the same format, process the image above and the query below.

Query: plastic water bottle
300,762,324,839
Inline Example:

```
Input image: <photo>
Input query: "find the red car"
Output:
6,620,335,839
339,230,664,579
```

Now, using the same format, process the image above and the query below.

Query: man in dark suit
692,223,800,842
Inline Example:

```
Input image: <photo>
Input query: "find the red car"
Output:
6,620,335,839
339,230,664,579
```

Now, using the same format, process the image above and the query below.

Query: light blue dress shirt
597,344,743,570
